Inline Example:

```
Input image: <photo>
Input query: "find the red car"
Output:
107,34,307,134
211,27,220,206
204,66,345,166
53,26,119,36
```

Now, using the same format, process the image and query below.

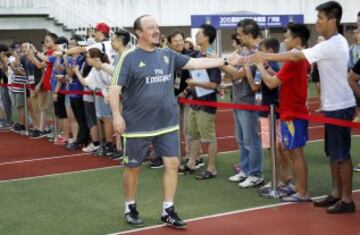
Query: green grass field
1,136,360,235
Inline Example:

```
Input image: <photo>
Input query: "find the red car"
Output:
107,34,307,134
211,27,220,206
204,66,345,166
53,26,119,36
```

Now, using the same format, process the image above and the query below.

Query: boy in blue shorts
254,24,311,202
248,1,356,213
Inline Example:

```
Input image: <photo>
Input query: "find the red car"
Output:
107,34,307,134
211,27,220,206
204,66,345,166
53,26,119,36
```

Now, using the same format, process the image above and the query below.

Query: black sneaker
149,158,164,169
103,143,115,157
67,142,83,151
0,122,13,129
178,164,196,175
125,204,144,227
111,150,123,160
12,123,25,134
195,158,205,169
94,147,105,157
42,129,52,137
161,206,187,229
184,158,204,169
19,125,27,135
313,195,340,208
326,200,356,214
30,130,47,139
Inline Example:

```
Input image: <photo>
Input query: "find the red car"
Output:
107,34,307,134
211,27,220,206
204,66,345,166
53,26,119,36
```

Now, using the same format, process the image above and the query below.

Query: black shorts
311,66,320,83
324,107,355,162
123,131,179,168
53,93,67,119
84,101,97,129
311,73,320,83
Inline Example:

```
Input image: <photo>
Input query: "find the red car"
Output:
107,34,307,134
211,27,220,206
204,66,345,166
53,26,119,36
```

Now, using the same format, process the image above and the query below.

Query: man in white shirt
247,1,356,213
66,22,118,65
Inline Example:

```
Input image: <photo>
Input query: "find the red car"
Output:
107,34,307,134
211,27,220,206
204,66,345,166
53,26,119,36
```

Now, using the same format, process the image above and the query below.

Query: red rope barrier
178,97,269,112
1,83,359,129
178,98,360,130
0,83,103,97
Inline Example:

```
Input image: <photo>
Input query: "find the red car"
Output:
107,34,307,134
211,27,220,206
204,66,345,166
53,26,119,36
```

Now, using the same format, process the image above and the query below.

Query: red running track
115,192,360,235
0,132,118,181
1,99,359,181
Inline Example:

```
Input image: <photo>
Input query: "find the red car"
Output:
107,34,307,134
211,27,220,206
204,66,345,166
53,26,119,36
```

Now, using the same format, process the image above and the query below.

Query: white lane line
1,128,354,166
1,136,358,183
0,153,91,166
108,189,360,235
307,134,360,143
0,165,121,184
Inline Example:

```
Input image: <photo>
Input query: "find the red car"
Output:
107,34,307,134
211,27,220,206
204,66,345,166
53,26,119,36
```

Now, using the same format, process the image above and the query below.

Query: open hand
186,79,196,87
113,115,126,135
247,51,265,65
227,54,246,66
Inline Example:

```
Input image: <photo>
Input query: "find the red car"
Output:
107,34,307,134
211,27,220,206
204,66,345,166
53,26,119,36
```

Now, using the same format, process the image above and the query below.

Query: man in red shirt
27,33,58,137
255,24,311,202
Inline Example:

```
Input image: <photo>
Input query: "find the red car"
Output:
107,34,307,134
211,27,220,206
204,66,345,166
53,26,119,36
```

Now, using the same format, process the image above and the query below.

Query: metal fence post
51,91,58,141
270,104,278,196
23,84,29,135
95,91,104,156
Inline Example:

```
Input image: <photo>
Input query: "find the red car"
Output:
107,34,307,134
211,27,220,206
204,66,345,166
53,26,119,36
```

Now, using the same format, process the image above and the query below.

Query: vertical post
264,28,269,38
269,104,278,191
95,91,104,155
23,84,29,135
51,91,58,140
216,29,222,58
177,104,182,161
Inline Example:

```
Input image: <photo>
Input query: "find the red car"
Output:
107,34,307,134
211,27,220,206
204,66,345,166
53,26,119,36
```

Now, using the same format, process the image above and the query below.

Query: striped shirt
9,66,28,93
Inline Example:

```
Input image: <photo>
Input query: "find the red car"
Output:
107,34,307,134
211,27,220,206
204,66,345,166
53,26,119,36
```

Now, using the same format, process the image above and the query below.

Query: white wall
87,0,360,27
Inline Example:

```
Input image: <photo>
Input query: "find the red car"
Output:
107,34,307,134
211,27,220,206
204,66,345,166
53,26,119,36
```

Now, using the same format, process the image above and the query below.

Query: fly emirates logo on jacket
145,69,171,84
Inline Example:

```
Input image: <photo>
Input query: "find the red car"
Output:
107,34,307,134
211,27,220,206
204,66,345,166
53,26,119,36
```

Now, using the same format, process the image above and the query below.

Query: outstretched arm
220,65,246,80
182,54,246,70
66,46,87,56
255,63,281,89
248,51,306,64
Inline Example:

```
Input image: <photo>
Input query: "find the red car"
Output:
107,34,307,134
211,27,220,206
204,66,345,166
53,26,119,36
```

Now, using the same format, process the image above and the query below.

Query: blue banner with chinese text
191,15,304,29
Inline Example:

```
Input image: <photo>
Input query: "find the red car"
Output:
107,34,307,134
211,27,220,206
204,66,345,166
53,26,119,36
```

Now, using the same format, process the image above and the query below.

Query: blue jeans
233,109,263,177
0,87,12,124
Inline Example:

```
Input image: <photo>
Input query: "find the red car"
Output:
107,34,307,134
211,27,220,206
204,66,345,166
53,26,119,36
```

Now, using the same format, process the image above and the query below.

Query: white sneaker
238,176,264,188
228,171,247,182
82,143,100,153
259,181,272,191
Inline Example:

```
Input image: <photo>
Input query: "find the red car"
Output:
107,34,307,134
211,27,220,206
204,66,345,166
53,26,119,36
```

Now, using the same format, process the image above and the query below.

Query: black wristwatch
223,57,229,66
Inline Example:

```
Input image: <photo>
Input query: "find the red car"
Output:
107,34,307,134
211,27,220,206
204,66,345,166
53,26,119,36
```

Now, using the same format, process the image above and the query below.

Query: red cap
95,23,110,34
